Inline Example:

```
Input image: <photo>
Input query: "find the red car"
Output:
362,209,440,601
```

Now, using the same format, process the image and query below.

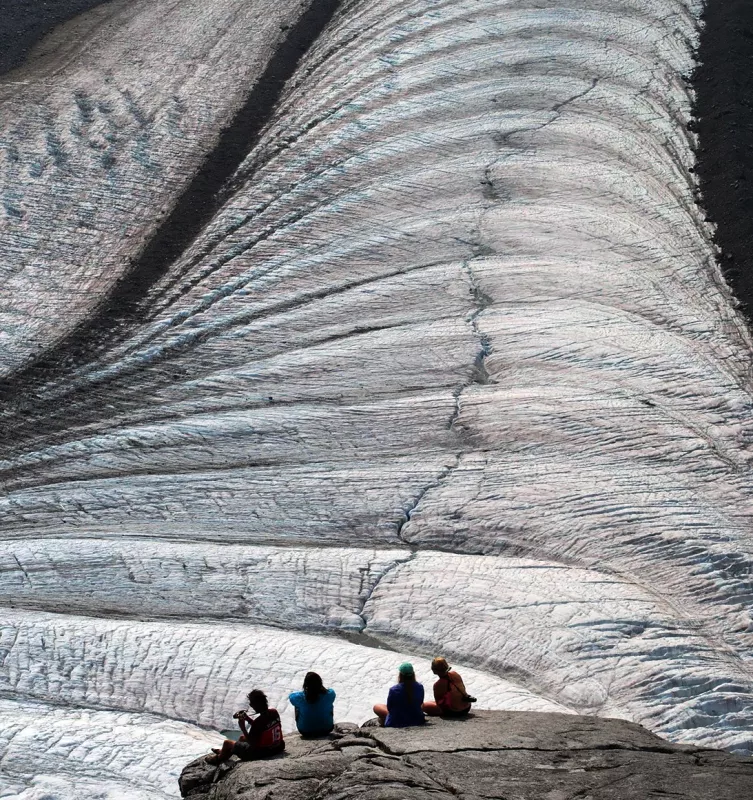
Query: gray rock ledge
178,710,753,799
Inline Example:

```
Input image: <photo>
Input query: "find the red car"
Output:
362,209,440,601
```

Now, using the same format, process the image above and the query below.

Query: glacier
1,0,753,796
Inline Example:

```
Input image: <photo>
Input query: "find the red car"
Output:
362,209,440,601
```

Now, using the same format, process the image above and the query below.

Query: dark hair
247,689,269,712
398,668,416,705
303,671,327,704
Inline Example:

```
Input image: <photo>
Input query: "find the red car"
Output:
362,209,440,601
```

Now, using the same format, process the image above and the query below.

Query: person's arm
290,692,300,722
433,677,448,704
238,712,252,741
249,714,266,746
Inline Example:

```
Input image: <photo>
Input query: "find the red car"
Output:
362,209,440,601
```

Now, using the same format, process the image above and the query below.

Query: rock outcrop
179,711,753,800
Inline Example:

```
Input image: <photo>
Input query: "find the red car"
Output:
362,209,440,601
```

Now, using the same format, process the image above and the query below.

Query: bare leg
206,739,235,764
373,703,388,726
422,701,442,716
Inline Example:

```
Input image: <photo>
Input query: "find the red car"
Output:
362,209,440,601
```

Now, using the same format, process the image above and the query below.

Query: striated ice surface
0,541,411,627
0,699,221,800
0,0,302,376
0,611,568,728
1,0,753,796
363,553,753,751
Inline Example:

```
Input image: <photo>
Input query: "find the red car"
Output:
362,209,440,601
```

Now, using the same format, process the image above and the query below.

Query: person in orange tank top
421,657,473,718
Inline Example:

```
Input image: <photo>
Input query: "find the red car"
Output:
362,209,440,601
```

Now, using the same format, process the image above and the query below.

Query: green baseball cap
398,662,415,677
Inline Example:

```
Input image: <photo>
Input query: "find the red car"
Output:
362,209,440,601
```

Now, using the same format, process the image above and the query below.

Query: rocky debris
694,0,753,316
179,711,753,799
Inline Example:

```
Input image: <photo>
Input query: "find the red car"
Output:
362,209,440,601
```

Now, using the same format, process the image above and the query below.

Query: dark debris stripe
694,0,753,326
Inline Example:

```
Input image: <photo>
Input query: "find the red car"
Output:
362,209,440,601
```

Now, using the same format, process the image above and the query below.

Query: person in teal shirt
289,672,336,737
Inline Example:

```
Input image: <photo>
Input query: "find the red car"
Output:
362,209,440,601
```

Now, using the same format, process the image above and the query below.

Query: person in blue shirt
373,662,425,727
289,672,336,737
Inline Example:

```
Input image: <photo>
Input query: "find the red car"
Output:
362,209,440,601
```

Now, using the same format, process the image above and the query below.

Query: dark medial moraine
694,0,753,323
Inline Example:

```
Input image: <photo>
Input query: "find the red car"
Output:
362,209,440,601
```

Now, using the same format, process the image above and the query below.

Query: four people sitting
209,657,474,764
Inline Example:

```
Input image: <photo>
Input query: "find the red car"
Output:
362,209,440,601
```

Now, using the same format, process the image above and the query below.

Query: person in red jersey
206,689,284,764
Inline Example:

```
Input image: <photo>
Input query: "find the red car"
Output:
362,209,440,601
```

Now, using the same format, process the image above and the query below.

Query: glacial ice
0,698,221,800
0,0,304,377
1,0,753,796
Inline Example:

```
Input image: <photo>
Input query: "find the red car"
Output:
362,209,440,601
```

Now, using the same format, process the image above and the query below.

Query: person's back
289,672,336,737
422,657,473,718
385,663,425,728
385,681,425,727
373,662,425,728
246,707,285,753
434,669,471,714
